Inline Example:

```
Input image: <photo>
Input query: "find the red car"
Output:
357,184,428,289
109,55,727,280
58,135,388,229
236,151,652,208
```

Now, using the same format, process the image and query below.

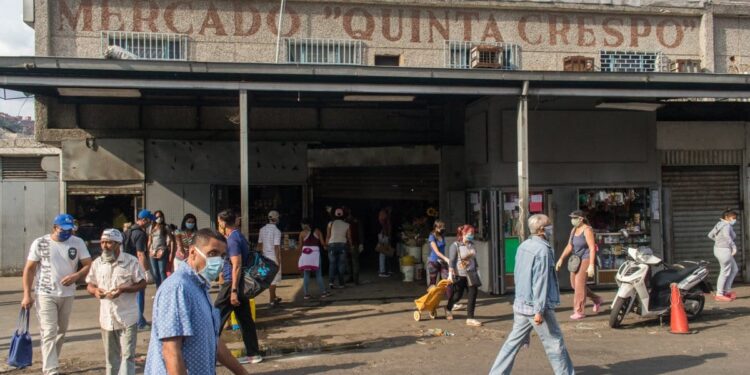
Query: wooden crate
564,56,595,72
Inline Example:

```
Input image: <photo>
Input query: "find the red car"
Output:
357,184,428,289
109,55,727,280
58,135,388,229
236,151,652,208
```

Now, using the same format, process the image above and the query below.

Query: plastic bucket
405,246,422,263
414,263,424,281
401,265,415,282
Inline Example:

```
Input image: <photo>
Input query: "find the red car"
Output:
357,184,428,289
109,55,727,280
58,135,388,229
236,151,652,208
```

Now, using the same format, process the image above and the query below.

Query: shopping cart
413,279,453,321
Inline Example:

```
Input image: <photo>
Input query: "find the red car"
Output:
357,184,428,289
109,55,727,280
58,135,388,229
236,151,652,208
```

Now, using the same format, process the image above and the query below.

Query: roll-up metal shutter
67,181,144,195
312,165,439,201
663,167,743,279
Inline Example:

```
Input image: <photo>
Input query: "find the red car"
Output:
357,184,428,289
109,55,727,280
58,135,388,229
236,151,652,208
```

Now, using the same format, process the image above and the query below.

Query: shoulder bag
7,308,32,369
240,251,280,300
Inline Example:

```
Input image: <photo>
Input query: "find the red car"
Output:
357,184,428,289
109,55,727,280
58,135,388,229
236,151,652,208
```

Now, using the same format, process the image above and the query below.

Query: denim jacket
513,235,561,314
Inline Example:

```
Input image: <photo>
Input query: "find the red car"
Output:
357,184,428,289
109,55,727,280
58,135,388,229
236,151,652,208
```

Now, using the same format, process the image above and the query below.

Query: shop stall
578,188,653,285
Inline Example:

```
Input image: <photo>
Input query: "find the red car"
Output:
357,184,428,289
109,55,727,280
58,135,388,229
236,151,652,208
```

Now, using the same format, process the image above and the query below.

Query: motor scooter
609,247,711,328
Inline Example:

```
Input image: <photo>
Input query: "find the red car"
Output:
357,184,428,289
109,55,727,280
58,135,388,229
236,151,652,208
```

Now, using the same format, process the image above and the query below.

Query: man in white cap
258,210,283,307
86,229,146,375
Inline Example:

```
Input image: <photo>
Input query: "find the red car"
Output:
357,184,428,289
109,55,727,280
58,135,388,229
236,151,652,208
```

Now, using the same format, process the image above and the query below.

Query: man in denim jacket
489,214,575,375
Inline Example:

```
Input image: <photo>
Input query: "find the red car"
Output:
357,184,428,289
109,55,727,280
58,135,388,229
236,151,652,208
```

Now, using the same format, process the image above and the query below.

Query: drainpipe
59,148,66,214
239,90,250,236
517,81,530,240
274,0,287,63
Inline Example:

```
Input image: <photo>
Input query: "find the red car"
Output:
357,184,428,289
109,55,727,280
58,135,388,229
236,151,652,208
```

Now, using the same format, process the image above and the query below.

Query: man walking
86,229,146,375
21,214,92,375
489,214,575,375
344,207,362,285
258,210,283,306
145,228,247,375
124,209,154,330
327,208,351,289
215,209,262,364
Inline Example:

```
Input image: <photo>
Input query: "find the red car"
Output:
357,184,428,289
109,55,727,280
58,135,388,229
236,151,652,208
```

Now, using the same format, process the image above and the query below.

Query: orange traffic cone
670,283,691,334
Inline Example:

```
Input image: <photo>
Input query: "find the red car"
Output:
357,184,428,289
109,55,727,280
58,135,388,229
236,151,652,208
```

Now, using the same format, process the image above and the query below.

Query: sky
0,1,35,119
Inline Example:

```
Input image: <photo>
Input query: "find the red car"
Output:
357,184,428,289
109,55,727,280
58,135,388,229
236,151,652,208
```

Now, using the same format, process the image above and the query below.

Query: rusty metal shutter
312,165,439,201
1,157,47,180
663,167,743,279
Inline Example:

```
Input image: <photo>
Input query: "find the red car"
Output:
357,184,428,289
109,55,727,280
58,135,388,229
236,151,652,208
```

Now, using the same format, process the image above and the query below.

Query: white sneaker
452,303,465,311
239,355,263,364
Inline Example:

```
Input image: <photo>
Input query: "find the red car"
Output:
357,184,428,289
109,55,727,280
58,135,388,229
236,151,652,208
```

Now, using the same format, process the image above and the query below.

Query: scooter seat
651,265,699,290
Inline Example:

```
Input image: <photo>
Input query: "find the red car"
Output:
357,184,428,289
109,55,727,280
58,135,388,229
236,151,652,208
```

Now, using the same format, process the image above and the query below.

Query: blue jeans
303,267,327,296
137,289,147,327
328,243,348,286
149,256,168,288
489,309,575,375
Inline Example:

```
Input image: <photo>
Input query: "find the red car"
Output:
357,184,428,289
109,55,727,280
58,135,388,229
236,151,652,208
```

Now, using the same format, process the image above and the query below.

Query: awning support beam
239,89,250,236
517,81,530,241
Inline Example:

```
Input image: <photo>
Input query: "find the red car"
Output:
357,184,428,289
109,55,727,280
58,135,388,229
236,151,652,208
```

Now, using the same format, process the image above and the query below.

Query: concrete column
239,90,250,236
699,9,715,73
516,81,529,240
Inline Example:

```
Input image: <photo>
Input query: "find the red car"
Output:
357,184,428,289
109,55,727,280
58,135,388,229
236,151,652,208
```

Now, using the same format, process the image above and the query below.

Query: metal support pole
274,0,287,63
239,90,250,236
517,81,530,240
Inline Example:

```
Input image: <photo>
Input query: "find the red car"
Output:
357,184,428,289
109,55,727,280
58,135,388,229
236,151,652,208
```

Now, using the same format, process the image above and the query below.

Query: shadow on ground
577,353,727,375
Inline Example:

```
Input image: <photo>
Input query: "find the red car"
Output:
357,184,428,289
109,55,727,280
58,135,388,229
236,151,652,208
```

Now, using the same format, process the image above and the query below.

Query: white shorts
266,254,282,286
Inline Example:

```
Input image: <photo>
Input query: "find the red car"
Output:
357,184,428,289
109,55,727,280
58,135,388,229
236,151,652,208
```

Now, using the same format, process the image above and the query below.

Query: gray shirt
448,241,477,277
709,220,737,251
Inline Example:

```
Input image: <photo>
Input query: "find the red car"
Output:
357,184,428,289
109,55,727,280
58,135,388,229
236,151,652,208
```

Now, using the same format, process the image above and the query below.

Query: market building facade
1,0,749,294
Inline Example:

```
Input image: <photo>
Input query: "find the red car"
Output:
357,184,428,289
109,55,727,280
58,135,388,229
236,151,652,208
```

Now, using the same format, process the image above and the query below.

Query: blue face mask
195,246,223,282
185,222,196,230
57,230,73,242
464,234,475,242
544,225,554,240
730,219,737,226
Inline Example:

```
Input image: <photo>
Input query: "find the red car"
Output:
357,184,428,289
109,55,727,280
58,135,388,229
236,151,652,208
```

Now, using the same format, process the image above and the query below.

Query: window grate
285,38,363,65
101,31,189,61
444,41,521,70
1,157,47,180
600,51,667,73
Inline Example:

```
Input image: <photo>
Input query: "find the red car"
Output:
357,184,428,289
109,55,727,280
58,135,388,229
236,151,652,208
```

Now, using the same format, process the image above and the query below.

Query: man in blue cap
123,209,155,330
22,213,92,375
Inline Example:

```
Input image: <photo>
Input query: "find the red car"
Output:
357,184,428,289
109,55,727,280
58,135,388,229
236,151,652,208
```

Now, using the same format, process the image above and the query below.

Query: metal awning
2,56,750,99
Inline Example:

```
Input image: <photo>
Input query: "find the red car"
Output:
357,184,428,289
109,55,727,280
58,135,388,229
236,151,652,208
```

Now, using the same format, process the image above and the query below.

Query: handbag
567,254,582,273
7,308,32,369
240,252,280,300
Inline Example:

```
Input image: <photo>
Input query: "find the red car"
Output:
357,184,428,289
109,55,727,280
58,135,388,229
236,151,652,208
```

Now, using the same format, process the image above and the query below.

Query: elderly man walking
489,214,575,375
21,214,92,375
86,229,146,375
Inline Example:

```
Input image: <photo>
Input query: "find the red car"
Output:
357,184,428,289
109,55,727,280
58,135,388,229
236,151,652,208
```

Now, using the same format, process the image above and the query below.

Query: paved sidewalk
0,273,748,374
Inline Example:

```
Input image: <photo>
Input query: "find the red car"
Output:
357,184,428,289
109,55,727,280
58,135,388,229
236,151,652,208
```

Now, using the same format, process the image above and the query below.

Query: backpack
122,225,144,255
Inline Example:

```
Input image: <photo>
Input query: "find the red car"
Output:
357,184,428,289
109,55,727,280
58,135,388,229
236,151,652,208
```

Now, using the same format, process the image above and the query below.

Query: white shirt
258,223,282,261
329,220,350,244
85,251,144,331
28,234,91,297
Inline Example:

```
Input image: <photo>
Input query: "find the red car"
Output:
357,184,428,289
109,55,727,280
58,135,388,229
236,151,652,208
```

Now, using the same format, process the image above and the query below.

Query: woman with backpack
147,210,174,287
709,209,740,302
446,224,483,327
297,218,331,300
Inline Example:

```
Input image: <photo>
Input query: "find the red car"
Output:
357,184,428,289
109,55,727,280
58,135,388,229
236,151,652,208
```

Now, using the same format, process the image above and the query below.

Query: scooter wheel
429,310,437,319
414,311,422,321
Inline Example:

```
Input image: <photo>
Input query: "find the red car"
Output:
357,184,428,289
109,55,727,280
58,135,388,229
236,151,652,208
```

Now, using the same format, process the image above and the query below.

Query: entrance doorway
67,194,142,257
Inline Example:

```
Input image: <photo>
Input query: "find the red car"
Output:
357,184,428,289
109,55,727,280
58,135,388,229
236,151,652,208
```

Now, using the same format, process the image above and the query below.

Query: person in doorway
21,214,93,375
298,218,331,299
327,208,352,289
112,207,129,232
709,209,740,302
378,206,393,277
215,209,262,364
175,214,198,261
124,210,155,330
427,220,451,297
446,224,482,327
86,229,146,375
555,210,603,320
147,210,173,287
489,214,574,375
344,207,362,285
144,228,248,375
258,210,283,306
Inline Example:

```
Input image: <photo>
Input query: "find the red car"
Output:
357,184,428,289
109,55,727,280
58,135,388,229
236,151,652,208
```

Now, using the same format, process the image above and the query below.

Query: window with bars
285,38,363,65
600,51,666,73
445,41,521,70
101,31,188,61
1,157,47,180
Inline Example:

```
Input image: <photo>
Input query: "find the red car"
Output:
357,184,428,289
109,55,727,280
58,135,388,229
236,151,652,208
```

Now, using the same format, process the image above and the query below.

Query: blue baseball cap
53,214,75,230
138,209,154,220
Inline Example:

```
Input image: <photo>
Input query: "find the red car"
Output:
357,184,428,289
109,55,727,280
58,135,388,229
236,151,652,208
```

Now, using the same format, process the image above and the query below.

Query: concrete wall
37,0,711,70
657,121,746,150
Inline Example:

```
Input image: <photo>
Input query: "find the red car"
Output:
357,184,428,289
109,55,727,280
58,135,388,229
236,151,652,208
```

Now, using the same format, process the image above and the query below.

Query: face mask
571,218,582,227
156,217,164,224
730,219,737,226
543,226,554,240
57,230,72,242
464,234,475,242
100,250,116,263
185,222,195,230
195,246,223,281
